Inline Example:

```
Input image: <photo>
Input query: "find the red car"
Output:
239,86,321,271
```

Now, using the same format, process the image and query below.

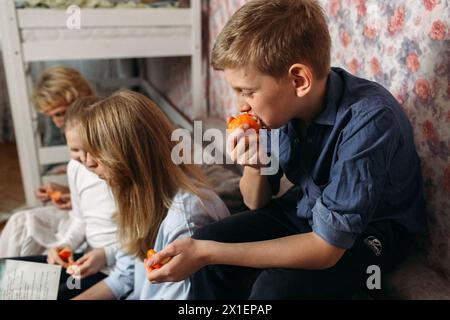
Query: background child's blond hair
211,0,331,79
64,96,101,131
32,65,94,113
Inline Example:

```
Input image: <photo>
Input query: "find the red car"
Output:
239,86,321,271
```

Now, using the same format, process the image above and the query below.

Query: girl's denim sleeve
104,250,135,299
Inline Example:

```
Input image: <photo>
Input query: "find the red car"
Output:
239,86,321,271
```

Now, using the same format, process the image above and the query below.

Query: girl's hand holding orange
145,249,171,271
58,247,73,262
47,246,73,268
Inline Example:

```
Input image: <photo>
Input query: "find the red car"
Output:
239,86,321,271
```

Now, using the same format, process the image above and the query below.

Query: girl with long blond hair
74,90,229,300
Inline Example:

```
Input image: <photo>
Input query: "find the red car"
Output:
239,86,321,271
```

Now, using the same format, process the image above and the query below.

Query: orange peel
227,113,260,132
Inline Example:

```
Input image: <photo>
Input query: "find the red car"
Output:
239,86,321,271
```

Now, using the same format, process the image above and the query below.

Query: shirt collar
312,68,343,126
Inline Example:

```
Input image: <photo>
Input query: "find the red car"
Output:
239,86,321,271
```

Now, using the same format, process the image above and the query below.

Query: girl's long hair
79,90,210,260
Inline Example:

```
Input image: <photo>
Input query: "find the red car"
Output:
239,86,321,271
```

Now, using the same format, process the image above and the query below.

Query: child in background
33,65,95,201
1,97,119,300
33,65,94,133
73,90,230,300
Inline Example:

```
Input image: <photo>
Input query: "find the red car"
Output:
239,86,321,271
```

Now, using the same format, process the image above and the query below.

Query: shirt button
307,138,313,144
294,138,301,144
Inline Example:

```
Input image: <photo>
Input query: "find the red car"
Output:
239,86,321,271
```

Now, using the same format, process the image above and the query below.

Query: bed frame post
191,0,204,119
0,0,41,207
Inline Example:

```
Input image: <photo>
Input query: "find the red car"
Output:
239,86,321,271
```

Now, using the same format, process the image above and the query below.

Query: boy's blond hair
211,0,331,80
32,66,94,113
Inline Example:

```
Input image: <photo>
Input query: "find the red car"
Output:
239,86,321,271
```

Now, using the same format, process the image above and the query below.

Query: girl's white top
57,159,118,268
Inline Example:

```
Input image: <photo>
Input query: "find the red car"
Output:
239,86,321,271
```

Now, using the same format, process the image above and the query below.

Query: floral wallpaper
206,0,450,276
323,0,450,277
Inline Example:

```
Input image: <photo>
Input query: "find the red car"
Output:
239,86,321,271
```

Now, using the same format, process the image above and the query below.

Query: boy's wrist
199,240,218,265
243,165,262,177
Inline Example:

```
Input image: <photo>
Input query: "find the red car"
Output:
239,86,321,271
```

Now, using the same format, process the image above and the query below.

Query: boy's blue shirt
267,67,427,249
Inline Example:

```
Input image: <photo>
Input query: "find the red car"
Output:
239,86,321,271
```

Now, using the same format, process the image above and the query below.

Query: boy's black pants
189,189,413,300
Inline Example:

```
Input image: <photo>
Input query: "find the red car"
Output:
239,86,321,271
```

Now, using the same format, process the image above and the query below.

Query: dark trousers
9,254,107,300
189,191,413,300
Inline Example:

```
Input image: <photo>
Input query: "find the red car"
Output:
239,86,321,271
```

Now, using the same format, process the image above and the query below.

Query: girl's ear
288,64,313,98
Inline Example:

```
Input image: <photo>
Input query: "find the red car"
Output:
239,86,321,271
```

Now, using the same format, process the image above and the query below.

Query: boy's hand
226,124,268,169
145,238,207,283
68,248,107,279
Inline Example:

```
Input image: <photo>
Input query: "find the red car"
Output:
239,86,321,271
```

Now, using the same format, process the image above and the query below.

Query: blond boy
147,0,427,299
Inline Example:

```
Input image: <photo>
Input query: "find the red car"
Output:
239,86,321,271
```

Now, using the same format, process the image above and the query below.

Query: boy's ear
288,64,313,98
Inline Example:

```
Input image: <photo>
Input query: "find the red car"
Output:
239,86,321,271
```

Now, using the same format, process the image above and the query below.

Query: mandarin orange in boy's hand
146,249,171,270
227,113,260,132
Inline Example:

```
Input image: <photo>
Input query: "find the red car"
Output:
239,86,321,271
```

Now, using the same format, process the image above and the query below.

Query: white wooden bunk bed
0,0,203,207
